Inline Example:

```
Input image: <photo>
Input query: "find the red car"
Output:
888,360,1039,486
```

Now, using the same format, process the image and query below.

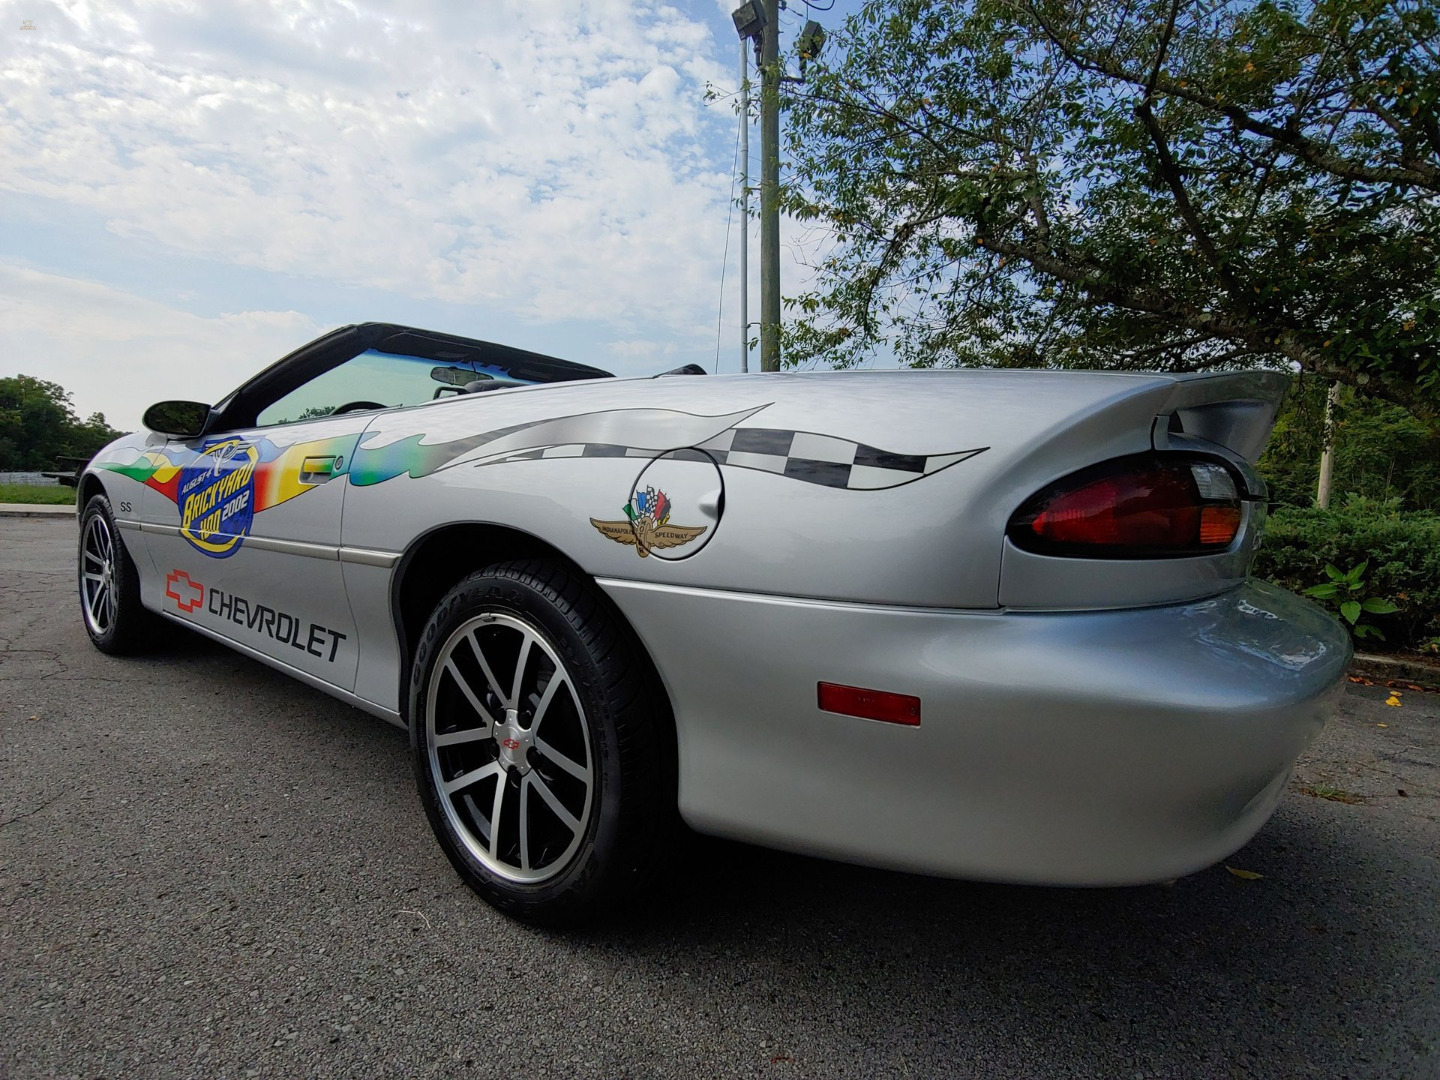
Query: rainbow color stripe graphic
98,404,988,559
99,432,361,558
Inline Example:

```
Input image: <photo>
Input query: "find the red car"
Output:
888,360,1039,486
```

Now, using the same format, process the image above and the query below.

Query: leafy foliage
0,375,124,470
1259,375,1440,509
783,0,1440,421
1255,498,1440,649
1301,560,1399,639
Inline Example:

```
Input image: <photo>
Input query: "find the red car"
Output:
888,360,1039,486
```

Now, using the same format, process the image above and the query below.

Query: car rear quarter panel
339,370,1193,607
336,368,1285,715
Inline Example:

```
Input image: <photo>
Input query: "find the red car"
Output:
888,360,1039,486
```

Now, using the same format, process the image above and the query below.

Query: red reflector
817,682,921,726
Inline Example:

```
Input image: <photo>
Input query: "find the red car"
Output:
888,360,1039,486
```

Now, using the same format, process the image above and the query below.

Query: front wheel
409,561,676,924
78,494,156,654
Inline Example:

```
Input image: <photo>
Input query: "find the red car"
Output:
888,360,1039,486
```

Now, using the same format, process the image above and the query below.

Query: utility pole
1316,381,1341,508
738,39,750,374
758,0,781,372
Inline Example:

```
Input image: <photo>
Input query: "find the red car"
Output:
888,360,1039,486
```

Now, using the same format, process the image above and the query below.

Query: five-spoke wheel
80,508,118,638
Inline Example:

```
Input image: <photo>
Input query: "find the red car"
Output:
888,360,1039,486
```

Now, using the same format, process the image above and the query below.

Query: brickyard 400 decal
99,432,360,558
177,439,258,556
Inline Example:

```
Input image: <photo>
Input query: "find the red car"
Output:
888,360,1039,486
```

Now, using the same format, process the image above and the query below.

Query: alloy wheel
425,612,595,884
80,513,118,637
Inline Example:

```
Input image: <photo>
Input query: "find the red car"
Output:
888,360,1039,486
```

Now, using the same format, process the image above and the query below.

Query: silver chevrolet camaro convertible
77,323,1350,921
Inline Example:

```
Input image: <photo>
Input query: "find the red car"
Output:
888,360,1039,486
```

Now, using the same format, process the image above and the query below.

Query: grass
0,483,77,506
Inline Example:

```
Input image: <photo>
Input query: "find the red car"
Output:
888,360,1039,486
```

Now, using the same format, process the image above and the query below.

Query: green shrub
1257,378,1440,512
1255,497,1440,651
1300,561,1399,641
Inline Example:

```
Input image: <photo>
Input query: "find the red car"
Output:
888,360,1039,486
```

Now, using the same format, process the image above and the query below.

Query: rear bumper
600,578,1350,885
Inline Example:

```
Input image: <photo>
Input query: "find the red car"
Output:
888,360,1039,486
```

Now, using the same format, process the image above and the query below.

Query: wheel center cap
496,708,532,774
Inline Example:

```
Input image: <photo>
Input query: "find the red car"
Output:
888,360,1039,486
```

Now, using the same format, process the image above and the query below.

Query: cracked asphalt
2,516,1438,1079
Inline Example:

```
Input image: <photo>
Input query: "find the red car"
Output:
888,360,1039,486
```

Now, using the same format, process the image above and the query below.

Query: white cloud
0,262,321,429
0,0,737,337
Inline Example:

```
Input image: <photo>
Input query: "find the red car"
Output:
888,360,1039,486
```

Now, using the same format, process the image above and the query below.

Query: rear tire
409,560,676,924
77,494,156,655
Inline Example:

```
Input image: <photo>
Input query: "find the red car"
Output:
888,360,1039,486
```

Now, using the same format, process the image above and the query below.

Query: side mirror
142,400,212,438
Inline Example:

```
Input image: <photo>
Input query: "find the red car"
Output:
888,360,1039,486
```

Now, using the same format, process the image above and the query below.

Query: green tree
68,410,128,463
782,0,1440,422
0,375,124,470
1260,376,1440,508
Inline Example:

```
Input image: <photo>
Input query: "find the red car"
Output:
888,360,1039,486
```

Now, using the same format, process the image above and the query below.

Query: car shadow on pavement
565,810,1434,1074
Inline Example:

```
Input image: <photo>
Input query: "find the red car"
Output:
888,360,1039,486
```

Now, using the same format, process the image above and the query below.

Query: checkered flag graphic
695,428,987,489
482,428,986,490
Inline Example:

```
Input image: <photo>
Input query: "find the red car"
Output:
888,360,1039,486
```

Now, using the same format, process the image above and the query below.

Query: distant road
2,516,1437,1079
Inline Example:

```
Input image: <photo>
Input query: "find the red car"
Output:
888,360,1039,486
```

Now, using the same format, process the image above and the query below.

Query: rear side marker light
818,682,921,726
1008,453,1247,559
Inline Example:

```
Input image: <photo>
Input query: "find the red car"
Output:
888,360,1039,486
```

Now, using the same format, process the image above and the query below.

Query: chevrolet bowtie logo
165,569,205,613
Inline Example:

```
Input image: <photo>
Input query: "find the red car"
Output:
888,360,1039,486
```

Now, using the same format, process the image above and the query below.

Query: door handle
300,456,338,483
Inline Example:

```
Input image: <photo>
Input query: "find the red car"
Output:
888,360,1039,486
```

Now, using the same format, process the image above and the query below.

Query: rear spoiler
1150,371,1289,466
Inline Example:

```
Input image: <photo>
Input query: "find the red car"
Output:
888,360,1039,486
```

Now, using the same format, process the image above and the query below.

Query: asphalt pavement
2,516,1437,1079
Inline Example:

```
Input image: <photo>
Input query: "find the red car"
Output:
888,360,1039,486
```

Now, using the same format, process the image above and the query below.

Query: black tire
409,560,676,924
77,493,157,655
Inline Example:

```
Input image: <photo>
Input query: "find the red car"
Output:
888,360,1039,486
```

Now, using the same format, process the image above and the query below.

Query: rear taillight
1007,455,1245,558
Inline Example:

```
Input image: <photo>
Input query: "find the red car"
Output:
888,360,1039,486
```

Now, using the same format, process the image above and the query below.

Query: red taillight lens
1008,455,1244,558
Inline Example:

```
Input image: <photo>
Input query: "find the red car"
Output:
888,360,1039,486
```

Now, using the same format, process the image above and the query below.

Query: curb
0,503,76,517
1351,652,1440,691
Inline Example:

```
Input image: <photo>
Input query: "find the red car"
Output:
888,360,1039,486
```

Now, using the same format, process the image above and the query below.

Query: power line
714,117,742,374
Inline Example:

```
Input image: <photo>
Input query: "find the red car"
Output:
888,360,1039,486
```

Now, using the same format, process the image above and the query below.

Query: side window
255,350,524,427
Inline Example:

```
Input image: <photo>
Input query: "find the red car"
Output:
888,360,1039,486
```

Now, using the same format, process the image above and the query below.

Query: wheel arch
388,522,672,732
76,470,106,510
76,470,147,579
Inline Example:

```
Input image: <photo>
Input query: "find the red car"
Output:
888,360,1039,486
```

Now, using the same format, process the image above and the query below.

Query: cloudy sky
1,0,858,429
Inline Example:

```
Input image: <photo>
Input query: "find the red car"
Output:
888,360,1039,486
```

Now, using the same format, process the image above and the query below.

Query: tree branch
1224,144,1281,259
1135,101,1243,301
1118,333,1221,361
1144,0,1182,101
1020,1,1440,192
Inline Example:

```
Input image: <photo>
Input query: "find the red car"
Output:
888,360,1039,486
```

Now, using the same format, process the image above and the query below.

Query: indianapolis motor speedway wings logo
591,486,706,558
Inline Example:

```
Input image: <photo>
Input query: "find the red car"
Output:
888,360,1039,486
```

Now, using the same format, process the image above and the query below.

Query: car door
135,326,588,697
141,413,374,691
